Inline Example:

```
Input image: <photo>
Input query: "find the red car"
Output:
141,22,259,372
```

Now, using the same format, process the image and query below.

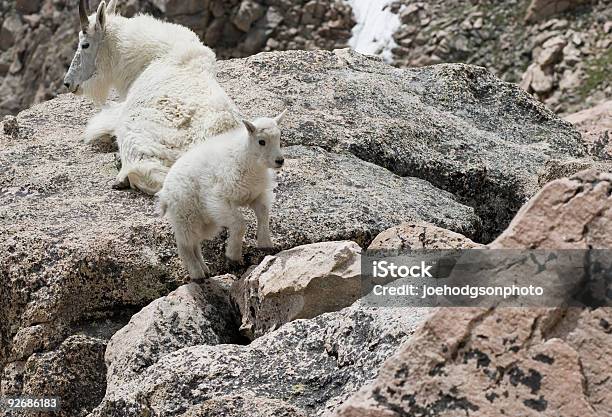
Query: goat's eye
258,140,266,146
82,42,90,49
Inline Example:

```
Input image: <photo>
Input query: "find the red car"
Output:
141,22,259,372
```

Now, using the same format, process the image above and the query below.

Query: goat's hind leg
192,244,210,279
211,205,246,263
177,238,210,282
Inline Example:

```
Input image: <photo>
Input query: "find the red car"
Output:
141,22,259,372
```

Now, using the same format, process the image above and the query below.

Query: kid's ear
96,1,106,30
274,109,288,124
243,120,257,135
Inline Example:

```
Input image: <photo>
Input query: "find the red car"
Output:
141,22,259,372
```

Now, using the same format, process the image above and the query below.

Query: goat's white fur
80,11,215,105
75,7,239,194
157,113,286,280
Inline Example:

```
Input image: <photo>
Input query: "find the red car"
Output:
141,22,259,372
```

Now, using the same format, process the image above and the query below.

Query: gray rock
15,0,43,15
0,15,22,51
538,158,612,187
530,64,555,93
0,49,585,417
536,36,566,66
150,0,209,16
2,115,18,137
0,55,478,416
2,335,107,417
231,241,362,340
232,0,265,32
525,0,589,23
219,49,585,241
269,145,480,246
105,281,240,389
91,302,431,417
179,393,308,417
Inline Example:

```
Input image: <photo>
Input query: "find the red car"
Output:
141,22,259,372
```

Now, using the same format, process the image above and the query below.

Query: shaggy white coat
78,9,239,194
157,115,286,280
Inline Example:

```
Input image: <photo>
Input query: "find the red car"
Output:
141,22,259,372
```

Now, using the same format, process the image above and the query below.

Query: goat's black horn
79,0,89,32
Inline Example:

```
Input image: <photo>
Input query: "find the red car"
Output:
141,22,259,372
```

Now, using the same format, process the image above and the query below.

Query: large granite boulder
231,241,362,340
220,49,586,242
92,302,431,417
333,169,612,417
104,280,240,389
0,89,477,392
0,49,587,416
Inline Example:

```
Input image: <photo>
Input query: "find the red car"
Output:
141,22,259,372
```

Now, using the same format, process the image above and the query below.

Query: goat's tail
157,194,168,217
84,102,124,144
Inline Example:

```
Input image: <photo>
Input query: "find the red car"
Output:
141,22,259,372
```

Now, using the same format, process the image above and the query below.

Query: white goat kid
158,111,287,280
64,0,239,194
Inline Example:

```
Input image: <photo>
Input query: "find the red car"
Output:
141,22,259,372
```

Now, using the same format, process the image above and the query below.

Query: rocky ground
0,0,610,116
0,0,354,116
336,168,612,417
387,0,612,114
1,48,610,417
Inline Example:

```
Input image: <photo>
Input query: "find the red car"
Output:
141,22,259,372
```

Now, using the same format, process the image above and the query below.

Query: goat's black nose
64,82,71,88
275,158,285,166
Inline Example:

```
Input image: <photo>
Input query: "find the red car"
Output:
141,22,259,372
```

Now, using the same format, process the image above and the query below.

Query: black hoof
226,258,244,270
112,178,131,190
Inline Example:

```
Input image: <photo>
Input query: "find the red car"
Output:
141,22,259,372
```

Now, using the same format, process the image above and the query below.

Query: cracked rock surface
334,169,612,417
231,241,363,340
92,302,431,417
0,49,602,416
221,49,585,241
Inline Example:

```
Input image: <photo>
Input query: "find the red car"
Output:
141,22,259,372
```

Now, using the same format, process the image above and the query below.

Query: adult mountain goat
64,0,241,194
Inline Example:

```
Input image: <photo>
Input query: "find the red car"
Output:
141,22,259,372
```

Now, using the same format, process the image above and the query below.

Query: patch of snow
346,0,402,63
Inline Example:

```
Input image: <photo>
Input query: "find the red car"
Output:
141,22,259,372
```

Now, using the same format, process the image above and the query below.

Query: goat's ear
107,0,117,15
96,1,107,30
243,120,257,135
274,109,288,124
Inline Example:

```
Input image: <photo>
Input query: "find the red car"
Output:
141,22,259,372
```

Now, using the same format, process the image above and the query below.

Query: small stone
520,64,536,91
460,19,472,30
530,65,554,93
265,37,280,50
3,115,19,137
562,42,581,65
232,0,265,32
15,0,43,14
400,4,420,24
537,36,567,66
571,33,583,46
597,38,612,50
368,222,482,251
453,35,469,52
0,16,22,51
231,241,362,340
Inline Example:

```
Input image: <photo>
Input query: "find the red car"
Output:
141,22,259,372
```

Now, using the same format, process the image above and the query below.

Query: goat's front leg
251,194,273,249
222,208,246,263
